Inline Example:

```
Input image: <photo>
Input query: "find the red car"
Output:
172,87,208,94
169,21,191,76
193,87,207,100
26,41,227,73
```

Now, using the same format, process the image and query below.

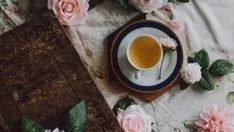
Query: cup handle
135,71,141,79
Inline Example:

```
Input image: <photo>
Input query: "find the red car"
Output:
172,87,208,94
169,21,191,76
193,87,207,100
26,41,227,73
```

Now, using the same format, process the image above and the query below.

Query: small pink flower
48,0,89,26
129,0,164,13
168,19,184,32
117,105,152,132
195,106,234,132
159,37,178,50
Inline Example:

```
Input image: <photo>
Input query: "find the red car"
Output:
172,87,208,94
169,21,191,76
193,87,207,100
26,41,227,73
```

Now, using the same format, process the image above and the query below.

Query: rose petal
195,120,207,127
48,0,53,9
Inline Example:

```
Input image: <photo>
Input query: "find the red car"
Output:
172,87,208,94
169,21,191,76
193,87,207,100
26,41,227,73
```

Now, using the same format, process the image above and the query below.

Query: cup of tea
126,35,162,79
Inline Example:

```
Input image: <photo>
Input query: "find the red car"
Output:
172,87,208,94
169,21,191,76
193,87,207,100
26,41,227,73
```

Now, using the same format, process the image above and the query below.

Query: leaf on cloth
94,69,104,79
21,116,45,132
187,56,195,63
226,92,234,105
90,67,106,79
209,59,233,76
199,71,215,90
67,101,86,132
168,0,177,6
180,80,190,90
194,49,210,70
112,96,137,116
84,47,93,60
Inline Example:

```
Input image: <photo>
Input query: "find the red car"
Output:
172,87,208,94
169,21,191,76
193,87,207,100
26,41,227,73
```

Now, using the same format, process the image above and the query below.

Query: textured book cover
0,14,120,131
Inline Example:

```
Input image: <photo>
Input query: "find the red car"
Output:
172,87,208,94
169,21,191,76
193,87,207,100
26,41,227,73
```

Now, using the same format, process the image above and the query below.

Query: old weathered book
0,14,120,131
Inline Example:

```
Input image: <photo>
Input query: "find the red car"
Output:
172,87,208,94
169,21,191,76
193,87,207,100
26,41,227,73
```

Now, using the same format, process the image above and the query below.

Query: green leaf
67,101,86,132
226,92,234,105
177,0,189,2
194,49,210,70
180,80,190,90
209,59,233,76
187,56,195,63
21,116,45,132
112,96,137,116
199,71,215,90
169,0,177,6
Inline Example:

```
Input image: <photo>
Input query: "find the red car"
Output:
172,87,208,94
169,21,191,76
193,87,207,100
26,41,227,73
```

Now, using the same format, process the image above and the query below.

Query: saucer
110,20,183,92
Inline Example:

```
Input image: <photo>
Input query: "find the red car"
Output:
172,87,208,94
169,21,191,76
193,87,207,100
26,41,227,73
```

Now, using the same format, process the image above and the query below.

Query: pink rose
195,106,234,132
129,0,164,13
48,0,89,26
117,105,152,132
168,19,184,32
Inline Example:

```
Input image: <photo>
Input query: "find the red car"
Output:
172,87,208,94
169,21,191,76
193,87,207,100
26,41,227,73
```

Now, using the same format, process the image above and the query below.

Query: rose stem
158,51,166,79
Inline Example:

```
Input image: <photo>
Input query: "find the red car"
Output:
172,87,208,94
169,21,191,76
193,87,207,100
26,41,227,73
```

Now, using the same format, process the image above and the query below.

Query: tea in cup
126,35,162,79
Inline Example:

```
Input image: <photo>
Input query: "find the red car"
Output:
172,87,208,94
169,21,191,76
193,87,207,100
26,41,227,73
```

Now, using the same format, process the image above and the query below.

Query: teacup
126,35,162,79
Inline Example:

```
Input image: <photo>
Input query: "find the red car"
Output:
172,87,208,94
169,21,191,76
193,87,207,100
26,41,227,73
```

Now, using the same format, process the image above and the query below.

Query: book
0,14,120,131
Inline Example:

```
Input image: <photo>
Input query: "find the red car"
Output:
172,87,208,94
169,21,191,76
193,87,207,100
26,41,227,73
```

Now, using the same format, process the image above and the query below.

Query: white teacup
126,35,163,79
